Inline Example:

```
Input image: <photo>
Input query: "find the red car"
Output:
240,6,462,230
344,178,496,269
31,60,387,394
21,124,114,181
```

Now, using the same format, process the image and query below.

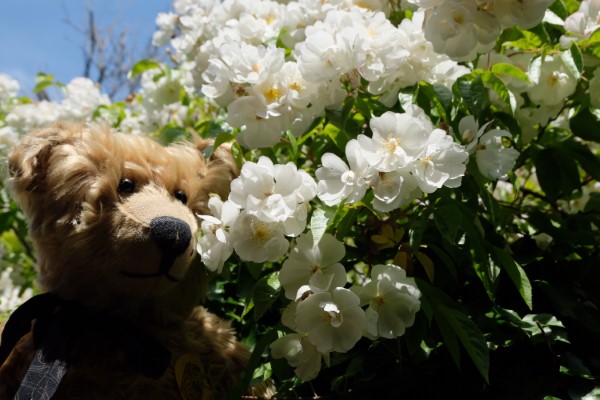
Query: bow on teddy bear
0,122,250,400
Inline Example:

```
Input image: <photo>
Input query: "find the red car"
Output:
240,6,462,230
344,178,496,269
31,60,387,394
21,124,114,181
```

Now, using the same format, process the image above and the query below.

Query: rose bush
1,0,600,398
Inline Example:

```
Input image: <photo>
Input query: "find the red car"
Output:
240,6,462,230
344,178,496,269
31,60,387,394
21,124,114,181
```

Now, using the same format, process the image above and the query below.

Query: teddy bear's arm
181,307,250,391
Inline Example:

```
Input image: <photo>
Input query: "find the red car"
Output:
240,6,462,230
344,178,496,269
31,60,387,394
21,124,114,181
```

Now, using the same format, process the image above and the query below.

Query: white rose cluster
152,0,469,149
475,49,579,144
271,232,421,380
5,77,110,135
119,66,193,135
1,75,110,156
0,74,21,155
458,115,519,180
316,107,470,212
560,0,600,48
411,0,553,61
193,155,424,381
0,266,33,313
197,156,318,270
0,74,19,103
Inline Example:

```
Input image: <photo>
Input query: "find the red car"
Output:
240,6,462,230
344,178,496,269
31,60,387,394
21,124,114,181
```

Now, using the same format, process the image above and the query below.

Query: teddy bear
0,122,249,399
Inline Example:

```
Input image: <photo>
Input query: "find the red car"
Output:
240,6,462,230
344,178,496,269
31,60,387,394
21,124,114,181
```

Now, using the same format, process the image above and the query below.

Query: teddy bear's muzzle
121,216,193,282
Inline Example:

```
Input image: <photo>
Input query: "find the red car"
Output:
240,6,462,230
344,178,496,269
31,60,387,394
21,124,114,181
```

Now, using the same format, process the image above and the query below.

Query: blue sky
0,0,172,96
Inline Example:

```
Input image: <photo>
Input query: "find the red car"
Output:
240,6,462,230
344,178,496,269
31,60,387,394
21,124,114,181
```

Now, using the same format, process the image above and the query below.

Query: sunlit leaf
310,208,329,246
490,63,530,83
128,58,162,79
560,43,583,79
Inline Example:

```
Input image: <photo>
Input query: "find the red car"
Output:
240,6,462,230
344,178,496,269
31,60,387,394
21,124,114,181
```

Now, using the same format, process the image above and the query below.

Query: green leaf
442,306,490,383
417,280,490,383
543,9,564,25
409,207,433,250
559,352,595,379
433,84,453,111
204,132,235,159
549,0,572,18
92,103,126,125
505,30,543,51
128,58,162,79
33,80,55,93
310,208,330,246
528,56,543,85
242,298,254,318
561,139,600,180
231,141,244,167
322,121,349,152
398,90,413,110
252,272,281,321
490,63,530,83
472,252,499,302
494,248,533,309
454,203,498,300
434,304,462,366
521,313,569,344
569,107,600,142
533,147,581,200
433,203,462,243
482,71,516,112
456,74,489,116
428,244,458,283
33,72,63,93
417,82,450,121
157,126,188,145
560,45,581,80
578,28,600,58
285,130,299,161
568,42,584,78
325,202,358,239
467,162,501,224
230,328,279,400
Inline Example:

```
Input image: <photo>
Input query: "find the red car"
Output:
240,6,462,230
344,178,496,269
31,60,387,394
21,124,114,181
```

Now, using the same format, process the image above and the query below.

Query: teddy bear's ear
194,137,240,201
8,122,80,196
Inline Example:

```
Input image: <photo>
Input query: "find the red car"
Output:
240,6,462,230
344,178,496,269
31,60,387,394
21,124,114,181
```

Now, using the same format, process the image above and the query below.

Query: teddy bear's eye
174,190,188,204
118,178,136,194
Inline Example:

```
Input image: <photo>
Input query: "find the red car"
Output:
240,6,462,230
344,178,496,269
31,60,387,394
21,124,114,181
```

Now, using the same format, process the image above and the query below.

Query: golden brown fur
0,122,248,399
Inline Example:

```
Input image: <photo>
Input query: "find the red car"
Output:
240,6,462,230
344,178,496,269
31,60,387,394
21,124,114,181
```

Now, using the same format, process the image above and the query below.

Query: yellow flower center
383,134,400,153
547,71,560,87
264,14,276,25
289,81,302,92
251,221,271,246
263,87,283,103
322,303,343,328
355,2,372,10
453,12,465,25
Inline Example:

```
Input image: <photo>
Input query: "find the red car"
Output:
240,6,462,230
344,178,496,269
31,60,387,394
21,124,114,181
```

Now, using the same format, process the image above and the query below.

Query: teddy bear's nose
149,216,192,258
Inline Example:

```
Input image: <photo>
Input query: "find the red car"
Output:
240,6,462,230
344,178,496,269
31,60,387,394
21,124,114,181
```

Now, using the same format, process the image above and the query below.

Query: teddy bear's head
8,122,237,320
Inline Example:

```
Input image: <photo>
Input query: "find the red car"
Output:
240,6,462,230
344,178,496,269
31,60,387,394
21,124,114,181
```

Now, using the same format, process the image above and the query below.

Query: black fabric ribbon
0,293,171,399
